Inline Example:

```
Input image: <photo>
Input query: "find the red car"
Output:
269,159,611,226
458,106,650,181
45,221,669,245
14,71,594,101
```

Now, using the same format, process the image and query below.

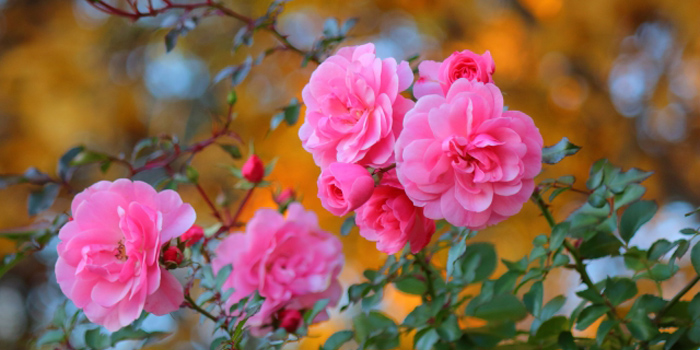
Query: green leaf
575,305,608,330
85,328,110,349
470,294,528,322
436,314,461,341
588,187,608,208
215,264,232,291
340,215,355,236
550,223,569,251
613,183,646,209
361,289,383,311
28,183,60,216
541,296,566,320
586,159,607,190
534,316,568,339
576,288,605,304
648,239,674,260
414,328,439,350
304,299,330,325
394,277,427,295
604,278,637,306
220,144,242,159
579,232,623,259
558,331,577,350
457,242,497,283
596,319,618,346
542,137,581,164
523,281,543,316
323,330,354,350
447,235,467,278
58,146,84,180
626,310,657,341
637,263,678,281
607,168,653,193
283,98,301,126
691,242,700,275
185,165,199,183
619,200,658,243
37,329,64,346
210,336,227,350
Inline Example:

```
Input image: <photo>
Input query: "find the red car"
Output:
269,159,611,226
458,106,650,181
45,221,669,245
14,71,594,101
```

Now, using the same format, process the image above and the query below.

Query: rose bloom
299,43,414,168
213,203,343,336
317,162,375,216
181,224,204,247
55,179,196,331
355,170,435,254
395,79,543,229
414,49,495,99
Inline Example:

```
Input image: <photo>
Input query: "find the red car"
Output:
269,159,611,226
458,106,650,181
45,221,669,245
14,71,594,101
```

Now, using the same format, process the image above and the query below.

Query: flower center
443,136,475,172
115,240,127,261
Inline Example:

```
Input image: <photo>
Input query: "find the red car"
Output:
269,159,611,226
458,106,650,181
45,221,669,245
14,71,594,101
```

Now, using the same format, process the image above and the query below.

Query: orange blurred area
1,0,700,349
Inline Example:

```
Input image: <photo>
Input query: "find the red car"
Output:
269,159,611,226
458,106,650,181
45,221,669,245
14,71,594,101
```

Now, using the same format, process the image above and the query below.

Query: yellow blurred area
1,0,700,349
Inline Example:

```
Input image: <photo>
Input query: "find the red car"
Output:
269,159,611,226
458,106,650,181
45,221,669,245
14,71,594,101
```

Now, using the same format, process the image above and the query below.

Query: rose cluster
55,179,342,334
301,44,543,253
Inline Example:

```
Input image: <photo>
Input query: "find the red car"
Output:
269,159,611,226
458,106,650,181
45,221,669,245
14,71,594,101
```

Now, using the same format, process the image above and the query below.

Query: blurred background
1,0,700,349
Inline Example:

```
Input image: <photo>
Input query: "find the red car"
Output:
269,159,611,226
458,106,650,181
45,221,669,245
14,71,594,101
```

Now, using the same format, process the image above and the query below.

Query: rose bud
274,188,296,205
278,309,303,333
182,224,204,247
163,246,183,267
242,154,265,183
317,162,375,216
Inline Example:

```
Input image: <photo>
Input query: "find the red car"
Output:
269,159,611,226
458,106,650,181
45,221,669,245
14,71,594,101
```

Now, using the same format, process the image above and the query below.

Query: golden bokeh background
1,0,700,349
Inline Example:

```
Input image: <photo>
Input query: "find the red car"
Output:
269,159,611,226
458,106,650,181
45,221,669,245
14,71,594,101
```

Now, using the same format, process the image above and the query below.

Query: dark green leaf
575,305,608,330
470,294,528,322
323,330,354,350
283,98,301,126
437,314,461,341
607,168,653,193
361,289,383,311
558,331,577,350
596,319,618,346
604,278,637,306
447,235,467,278
340,215,355,236
58,146,84,180
37,329,64,346
586,159,607,190
215,264,232,291
619,200,658,243
457,242,497,283
648,239,674,260
542,137,581,164
534,316,568,339
85,328,110,349
28,183,60,216
220,144,242,159
541,296,566,320
579,232,622,259
395,277,427,295
523,281,543,316
304,299,330,325
626,310,657,341
691,242,700,275
414,328,439,350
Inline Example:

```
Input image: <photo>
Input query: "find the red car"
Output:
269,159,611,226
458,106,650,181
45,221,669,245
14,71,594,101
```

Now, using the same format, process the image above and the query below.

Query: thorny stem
531,188,629,344
654,275,700,325
185,293,218,323
87,0,318,64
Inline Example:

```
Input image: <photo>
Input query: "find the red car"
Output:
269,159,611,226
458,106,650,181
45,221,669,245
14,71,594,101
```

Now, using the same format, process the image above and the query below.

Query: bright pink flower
395,80,543,229
278,309,303,333
242,154,265,183
317,162,375,216
414,50,495,99
212,203,343,336
182,224,204,247
299,43,414,168
355,170,435,254
55,179,196,331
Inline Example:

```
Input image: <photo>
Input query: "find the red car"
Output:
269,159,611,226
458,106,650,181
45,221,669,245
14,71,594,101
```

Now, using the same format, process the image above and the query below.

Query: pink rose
55,179,196,331
395,80,543,229
242,154,265,183
299,43,415,168
355,170,435,254
414,49,495,99
317,162,375,216
212,203,343,336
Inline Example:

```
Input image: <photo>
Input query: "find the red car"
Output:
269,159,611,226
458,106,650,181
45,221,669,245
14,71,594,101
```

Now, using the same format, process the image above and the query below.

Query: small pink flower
299,43,414,168
213,203,343,336
395,80,543,229
278,309,302,333
182,224,204,247
242,154,265,183
274,188,296,205
355,170,435,254
317,162,375,216
55,179,196,331
414,49,495,99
